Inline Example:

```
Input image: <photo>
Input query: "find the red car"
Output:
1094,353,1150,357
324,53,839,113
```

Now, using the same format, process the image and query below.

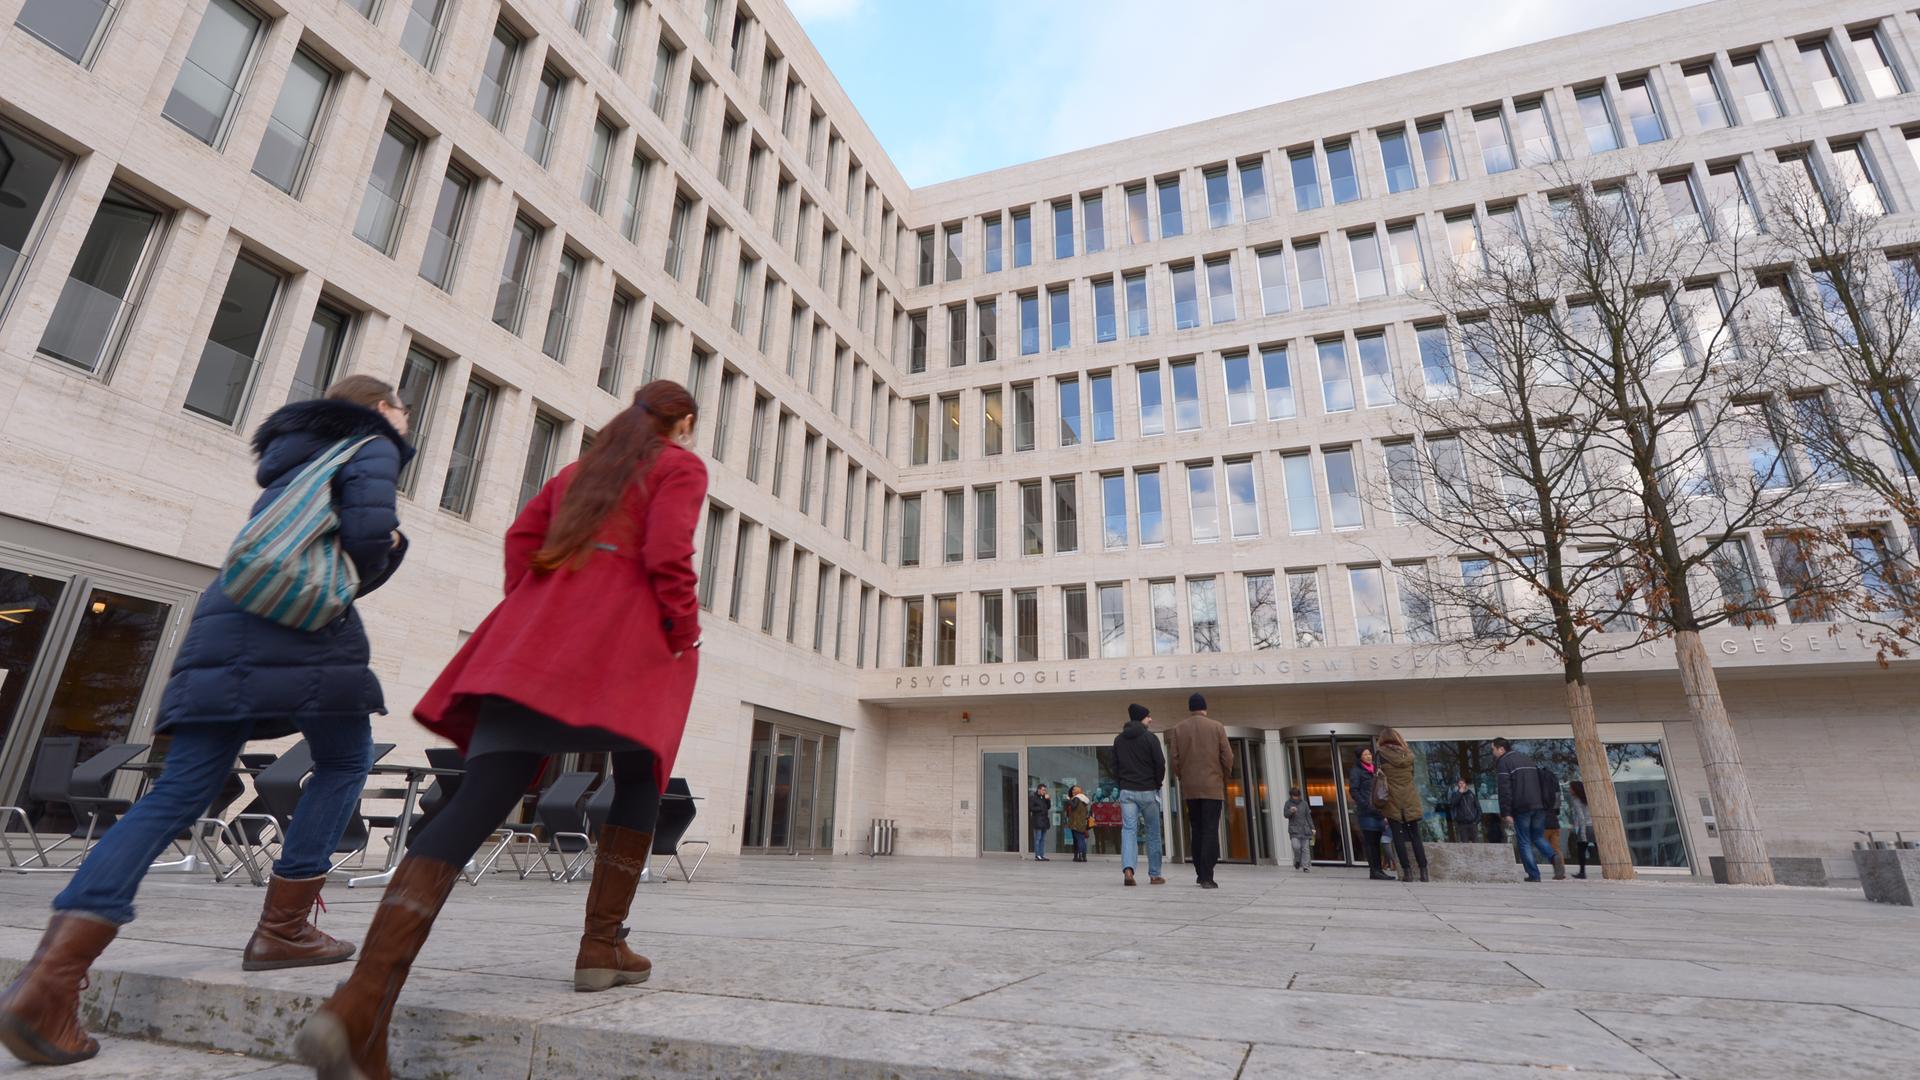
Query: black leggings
1389,820,1429,870
407,748,661,865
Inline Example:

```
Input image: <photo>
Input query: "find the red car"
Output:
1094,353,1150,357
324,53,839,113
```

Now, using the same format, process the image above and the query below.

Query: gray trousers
1289,834,1313,867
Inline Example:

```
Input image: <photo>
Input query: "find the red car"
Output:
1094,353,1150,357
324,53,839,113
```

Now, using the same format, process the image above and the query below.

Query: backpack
217,436,378,631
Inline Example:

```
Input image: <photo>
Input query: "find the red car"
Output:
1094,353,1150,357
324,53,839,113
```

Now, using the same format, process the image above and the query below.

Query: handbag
218,436,379,631
1370,772,1391,811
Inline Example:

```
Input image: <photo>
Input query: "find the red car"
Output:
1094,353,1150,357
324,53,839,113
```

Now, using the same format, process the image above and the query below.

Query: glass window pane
1619,79,1665,143
1223,353,1254,425
185,255,282,423
1151,581,1180,654
252,51,332,193
1325,140,1358,202
1156,176,1183,237
1225,459,1259,539
1324,447,1362,529
1260,346,1294,420
1295,241,1328,308
1239,159,1270,220
288,302,349,404
1137,469,1165,546
1090,372,1115,442
1282,453,1319,533
1417,121,1455,183
1356,332,1394,407
1378,127,1415,193
1083,194,1105,254
1348,230,1385,299
1350,566,1391,644
1187,463,1219,542
162,0,262,144
1317,338,1353,413
16,0,113,62
1137,365,1164,436
1289,150,1320,211
1102,473,1127,549
1171,361,1201,431
0,124,68,301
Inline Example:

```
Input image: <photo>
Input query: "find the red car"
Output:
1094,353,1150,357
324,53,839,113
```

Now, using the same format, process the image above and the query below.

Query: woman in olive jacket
1377,728,1429,882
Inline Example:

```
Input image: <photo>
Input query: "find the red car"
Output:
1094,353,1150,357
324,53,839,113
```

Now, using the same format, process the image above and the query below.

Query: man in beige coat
1166,694,1234,889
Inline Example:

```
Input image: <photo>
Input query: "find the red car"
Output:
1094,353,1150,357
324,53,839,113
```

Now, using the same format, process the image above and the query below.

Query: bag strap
280,435,381,495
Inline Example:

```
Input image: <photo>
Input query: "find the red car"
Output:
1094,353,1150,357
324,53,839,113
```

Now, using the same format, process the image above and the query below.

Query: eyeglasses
388,400,412,415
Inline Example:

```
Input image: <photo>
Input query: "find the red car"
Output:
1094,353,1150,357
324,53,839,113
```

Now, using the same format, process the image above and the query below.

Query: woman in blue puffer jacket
0,376,412,1068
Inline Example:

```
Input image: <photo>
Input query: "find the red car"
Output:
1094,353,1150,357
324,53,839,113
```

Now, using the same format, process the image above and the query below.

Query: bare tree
1753,159,1920,658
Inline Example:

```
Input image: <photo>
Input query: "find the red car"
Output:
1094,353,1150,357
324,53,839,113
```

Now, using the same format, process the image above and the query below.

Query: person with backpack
1493,737,1561,882
294,382,707,1079
1348,747,1392,880
1064,786,1093,862
1376,728,1429,882
1,377,413,1067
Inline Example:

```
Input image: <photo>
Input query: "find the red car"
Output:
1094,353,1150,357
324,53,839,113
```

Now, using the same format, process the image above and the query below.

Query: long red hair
532,380,698,570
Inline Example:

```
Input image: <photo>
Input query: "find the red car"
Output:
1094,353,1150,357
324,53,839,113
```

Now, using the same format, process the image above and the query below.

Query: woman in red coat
297,381,704,1080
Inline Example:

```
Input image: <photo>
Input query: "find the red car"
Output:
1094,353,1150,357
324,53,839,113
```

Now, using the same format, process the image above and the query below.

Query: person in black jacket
1112,704,1166,886
1029,783,1053,861
1347,748,1392,880
1493,738,1560,882
1,378,412,1067
1449,778,1483,842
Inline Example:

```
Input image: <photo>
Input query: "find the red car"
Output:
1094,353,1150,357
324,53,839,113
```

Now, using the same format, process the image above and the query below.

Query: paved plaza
1,856,1916,1079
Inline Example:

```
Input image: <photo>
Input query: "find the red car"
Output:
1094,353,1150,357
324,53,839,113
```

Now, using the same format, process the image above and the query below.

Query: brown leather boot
243,874,356,971
0,912,117,1065
294,856,460,1080
575,825,654,992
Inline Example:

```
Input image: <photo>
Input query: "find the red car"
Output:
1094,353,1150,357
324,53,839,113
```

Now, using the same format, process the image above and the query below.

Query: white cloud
785,0,864,20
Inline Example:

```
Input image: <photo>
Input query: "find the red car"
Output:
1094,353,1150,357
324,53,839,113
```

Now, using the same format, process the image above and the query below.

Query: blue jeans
1032,826,1048,856
1072,829,1087,857
54,717,373,924
1119,789,1163,877
1512,809,1558,881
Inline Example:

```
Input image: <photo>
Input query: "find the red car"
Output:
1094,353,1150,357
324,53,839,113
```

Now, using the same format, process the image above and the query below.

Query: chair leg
674,841,711,883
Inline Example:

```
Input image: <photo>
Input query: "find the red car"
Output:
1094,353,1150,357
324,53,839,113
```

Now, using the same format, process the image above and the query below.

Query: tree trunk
1564,677,1635,880
1673,629,1774,885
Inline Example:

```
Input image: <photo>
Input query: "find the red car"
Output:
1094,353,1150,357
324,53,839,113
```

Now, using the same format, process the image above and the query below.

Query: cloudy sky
789,0,1704,188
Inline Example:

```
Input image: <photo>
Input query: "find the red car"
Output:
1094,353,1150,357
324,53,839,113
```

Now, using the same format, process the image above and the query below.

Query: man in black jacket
1112,704,1166,886
1449,778,1482,842
1493,738,1559,882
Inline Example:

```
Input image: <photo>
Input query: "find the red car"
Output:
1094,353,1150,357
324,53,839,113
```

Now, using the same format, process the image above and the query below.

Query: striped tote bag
217,436,379,631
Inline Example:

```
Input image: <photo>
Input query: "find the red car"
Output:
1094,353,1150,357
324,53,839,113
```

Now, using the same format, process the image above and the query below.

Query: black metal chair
653,778,710,882
522,771,600,882
221,740,395,882
1,739,82,871
62,741,150,853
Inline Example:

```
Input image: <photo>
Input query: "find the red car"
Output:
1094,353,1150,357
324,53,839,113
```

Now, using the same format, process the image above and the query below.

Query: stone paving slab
1,856,1917,1078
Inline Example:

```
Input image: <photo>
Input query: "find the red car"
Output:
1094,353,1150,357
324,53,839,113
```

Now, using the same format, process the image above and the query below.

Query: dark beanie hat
1127,703,1149,724
1188,693,1207,712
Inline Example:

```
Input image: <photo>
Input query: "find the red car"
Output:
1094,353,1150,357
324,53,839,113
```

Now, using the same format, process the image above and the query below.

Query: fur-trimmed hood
250,398,414,487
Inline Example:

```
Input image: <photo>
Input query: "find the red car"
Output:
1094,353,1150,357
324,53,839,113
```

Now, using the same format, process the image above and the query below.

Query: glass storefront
739,712,840,854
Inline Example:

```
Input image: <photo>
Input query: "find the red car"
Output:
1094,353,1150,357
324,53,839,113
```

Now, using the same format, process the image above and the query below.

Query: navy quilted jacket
158,399,414,736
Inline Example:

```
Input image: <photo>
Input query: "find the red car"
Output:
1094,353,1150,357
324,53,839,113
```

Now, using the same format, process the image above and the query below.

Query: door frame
741,709,840,856
1280,722,1382,867
0,544,196,804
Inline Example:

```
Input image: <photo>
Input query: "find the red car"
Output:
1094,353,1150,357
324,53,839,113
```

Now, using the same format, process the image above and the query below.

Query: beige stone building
1,0,1916,879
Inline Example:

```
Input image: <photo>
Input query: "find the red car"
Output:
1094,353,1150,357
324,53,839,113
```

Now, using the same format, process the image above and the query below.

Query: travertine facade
2,0,1916,874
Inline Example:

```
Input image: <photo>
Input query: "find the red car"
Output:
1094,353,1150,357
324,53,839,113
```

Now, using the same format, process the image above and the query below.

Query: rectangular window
1281,453,1318,533
1257,248,1289,315
1348,229,1386,299
909,397,930,466
1384,440,1425,522
1576,86,1619,153
1375,126,1415,193
1768,535,1820,622
1205,255,1236,324
418,165,473,290
908,310,928,372
1393,563,1438,643
164,0,264,145
1018,292,1040,356
1325,139,1358,203
1126,183,1151,243
1831,141,1886,217
1317,338,1353,413
184,254,282,423
253,48,333,194
1053,477,1079,553
1171,264,1200,330
492,216,538,333
392,347,441,493
664,193,690,278
1057,376,1083,447
1020,481,1044,556
697,506,725,612
1246,574,1281,649
1684,63,1729,131
1097,583,1127,658
525,67,565,166
1137,364,1165,436
1704,161,1757,238
1187,578,1221,653
1151,581,1180,655
1799,38,1853,108
1171,359,1201,432
1137,468,1166,547
975,486,998,560
1063,586,1090,659
970,298,996,364
1618,77,1665,143
37,186,163,375
1049,285,1071,349
1729,53,1781,121
943,490,965,564
1124,271,1151,337
710,368,739,461
1355,331,1394,407
1204,167,1233,228
518,411,561,512
1475,107,1514,174
0,123,61,309
1289,570,1325,646
1417,120,1455,184
942,303,967,367
288,301,351,405
981,214,1003,273
353,121,418,255
1259,345,1295,420
1156,175,1184,237
680,76,706,149
1092,277,1117,343
1101,472,1127,549
1416,324,1456,399
1015,589,1039,662
1053,199,1075,259
1238,157,1270,220
940,393,960,462
1386,222,1426,294
1736,402,1791,490
915,228,934,287
1324,447,1362,529
980,592,1004,663
1460,557,1503,638
1083,193,1106,253
1187,462,1220,543
1295,240,1328,308
1446,212,1480,271
1225,458,1259,539
1221,352,1255,426
899,494,921,567
583,116,615,212
439,376,494,516
1012,209,1032,267
981,387,1004,456
1512,97,1556,165
472,23,522,128
1013,382,1036,451
901,597,924,666
944,223,964,281
1289,148,1321,211
542,249,581,360
1662,171,1704,238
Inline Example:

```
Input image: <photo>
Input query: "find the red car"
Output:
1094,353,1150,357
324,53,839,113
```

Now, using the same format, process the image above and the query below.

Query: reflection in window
162,0,263,145
184,255,282,424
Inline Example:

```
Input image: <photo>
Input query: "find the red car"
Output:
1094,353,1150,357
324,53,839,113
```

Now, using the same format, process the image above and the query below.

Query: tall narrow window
1798,39,1852,109
1053,199,1075,259
933,595,957,665
15,0,117,63
1137,468,1166,547
1257,248,1289,315
1083,193,1106,253
476,23,520,128
900,494,921,567
1384,440,1425,522
583,116,614,211
419,165,473,290
1729,54,1781,121
1101,472,1127,549
1324,447,1362,529
1417,120,1455,183
1019,292,1040,356
1378,127,1415,193
941,393,960,462
1188,578,1221,653
980,592,1004,663
394,347,441,493
1222,353,1255,425
983,214,1003,273
1239,158,1270,220
1098,583,1127,657
695,222,720,303
253,49,333,194
400,0,449,67
493,216,539,333
1151,581,1180,654
525,67,564,166
902,597,924,666
1395,563,1438,642
183,254,282,424
1089,372,1115,442
909,397,930,466
1204,167,1233,228
1295,240,1328,308
605,0,634,69
1386,224,1427,294
1617,77,1665,144
1013,383,1036,451
0,123,67,308
440,377,495,516
1012,209,1033,267
915,229,934,287
1187,462,1220,543
1126,184,1151,244
621,154,653,242
1049,285,1071,349
1289,570,1325,646
519,412,560,511
1015,589,1040,662
1020,481,1044,556
1512,98,1556,165
1053,478,1078,553
745,392,769,481
1205,255,1236,324
1282,452,1319,533
1062,587,1089,660
943,490,965,564
945,224,964,281
983,388,1003,456
1260,346,1295,420
1683,63,1729,130
1317,338,1354,413
541,250,581,361
1356,331,1394,407
1325,140,1359,203
1475,108,1514,174
353,122,418,256
288,301,351,404
1093,278,1117,343
1171,360,1201,432
1348,230,1386,299
681,76,706,149
1416,324,1456,399
1831,141,1886,217
1156,176,1184,237
650,41,678,118
1289,149,1321,211
163,0,264,145
1349,566,1392,644
1576,87,1619,153
977,298,998,364
1246,574,1281,649
40,189,167,376
947,303,967,366
1225,459,1259,539
1137,365,1165,437
975,486,998,560
1171,264,1200,330
1124,271,1151,337
1058,376,1083,447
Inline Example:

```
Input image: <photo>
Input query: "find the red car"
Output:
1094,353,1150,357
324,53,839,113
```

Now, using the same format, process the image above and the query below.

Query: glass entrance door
0,569,67,748
1219,736,1269,864
1282,725,1382,866
740,714,839,854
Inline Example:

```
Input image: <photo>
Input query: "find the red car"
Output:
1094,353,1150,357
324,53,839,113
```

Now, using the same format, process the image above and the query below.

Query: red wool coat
414,443,707,790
